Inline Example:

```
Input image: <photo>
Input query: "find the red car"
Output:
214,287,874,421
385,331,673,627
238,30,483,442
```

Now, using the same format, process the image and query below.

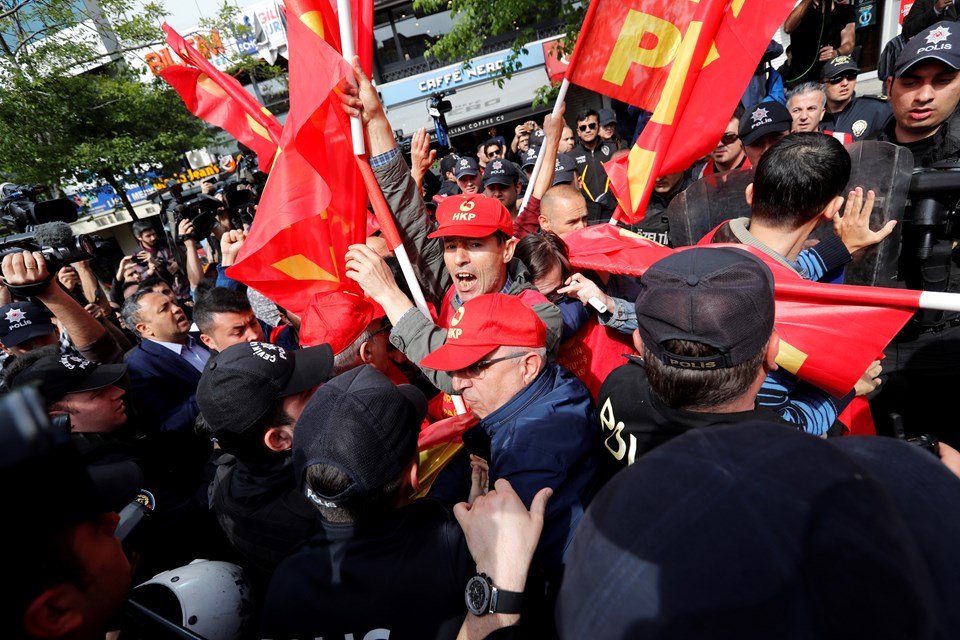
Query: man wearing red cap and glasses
419,293,600,582
340,58,562,398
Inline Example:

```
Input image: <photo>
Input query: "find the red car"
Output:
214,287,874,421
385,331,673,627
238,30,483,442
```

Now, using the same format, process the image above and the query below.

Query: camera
174,194,222,242
0,223,96,270
0,183,78,235
896,162,960,327
222,179,258,229
428,89,457,148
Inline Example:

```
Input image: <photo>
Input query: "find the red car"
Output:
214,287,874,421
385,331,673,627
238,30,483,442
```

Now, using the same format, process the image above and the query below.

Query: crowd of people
6,16,960,640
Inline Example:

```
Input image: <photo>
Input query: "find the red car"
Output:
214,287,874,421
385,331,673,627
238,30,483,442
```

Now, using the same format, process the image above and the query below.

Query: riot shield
664,140,914,286
664,168,754,248
807,140,913,286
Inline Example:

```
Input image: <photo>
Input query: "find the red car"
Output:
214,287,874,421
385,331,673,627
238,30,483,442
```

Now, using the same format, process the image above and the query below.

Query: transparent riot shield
664,168,754,248
808,140,913,286
664,141,914,286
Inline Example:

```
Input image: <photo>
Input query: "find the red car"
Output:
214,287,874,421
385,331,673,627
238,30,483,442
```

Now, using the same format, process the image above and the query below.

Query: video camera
0,183,78,235
899,162,960,290
174,193,222,242
428,89,457,148
0,221,96,273
221,179,258,229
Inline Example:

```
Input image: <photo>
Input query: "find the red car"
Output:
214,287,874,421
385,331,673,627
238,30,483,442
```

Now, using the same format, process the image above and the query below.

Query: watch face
465,575,491,615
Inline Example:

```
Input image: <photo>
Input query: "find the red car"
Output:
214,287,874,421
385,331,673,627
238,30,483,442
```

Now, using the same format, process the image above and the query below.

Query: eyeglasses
826,71,857,84
371,323,392,338
719,132,739,145
457,352,528,379
487,148,502,157
578,122,598,132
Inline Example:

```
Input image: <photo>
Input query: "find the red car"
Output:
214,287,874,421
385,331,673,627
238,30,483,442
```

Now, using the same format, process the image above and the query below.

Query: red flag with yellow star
566,0,796,223
226,0,370,315
563,224,920,399
160,24,282,172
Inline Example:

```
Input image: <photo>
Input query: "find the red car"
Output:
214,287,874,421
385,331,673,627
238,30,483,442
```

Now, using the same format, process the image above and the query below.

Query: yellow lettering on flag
626,146,657,214
651,21,702,126
731,0,745,18
245,114,271,141
196,74,229,98
602,11,682,87
271,254,339,281
300,10,325,39
775,339,808,376
261,106,274,117
703,42,720,69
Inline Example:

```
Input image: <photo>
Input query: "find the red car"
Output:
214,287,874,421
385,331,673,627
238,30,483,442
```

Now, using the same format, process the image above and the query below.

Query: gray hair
786,82,827,109
119,289,155,337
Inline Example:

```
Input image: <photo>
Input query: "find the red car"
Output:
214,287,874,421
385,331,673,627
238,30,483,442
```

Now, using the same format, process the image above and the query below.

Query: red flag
565,0,796,223
159,23,282,172
837,396,877,436
563,224,921,398
556,316,638,401
226,0,369,315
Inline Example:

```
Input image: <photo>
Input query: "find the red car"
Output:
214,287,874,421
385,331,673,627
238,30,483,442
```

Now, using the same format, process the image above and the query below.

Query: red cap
300,290,385,354
419,294,546,372
427,194,513,239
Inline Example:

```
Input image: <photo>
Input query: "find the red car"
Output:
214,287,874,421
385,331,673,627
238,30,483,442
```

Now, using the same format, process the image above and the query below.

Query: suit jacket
125,338,205,433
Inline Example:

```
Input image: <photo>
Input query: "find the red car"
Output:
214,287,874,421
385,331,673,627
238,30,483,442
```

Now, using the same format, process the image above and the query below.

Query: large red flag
159,24,282,172
566,0,796,223
563,225,921,398
226,0,369,314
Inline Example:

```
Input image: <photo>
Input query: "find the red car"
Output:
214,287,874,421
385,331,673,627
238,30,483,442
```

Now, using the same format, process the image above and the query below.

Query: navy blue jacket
125,338,204,433
463,363,602,581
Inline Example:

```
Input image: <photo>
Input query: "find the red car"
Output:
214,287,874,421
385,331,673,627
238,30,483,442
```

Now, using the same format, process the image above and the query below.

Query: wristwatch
464,573,524,616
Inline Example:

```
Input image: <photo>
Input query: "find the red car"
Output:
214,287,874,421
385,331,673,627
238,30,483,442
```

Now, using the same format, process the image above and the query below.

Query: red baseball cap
419,294,546,372
427,194,513,239
299,290,385,354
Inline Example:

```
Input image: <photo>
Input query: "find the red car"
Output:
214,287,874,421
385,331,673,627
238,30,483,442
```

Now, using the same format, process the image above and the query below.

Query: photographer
0,250,123,367
57,263,132,353
129,220,188,302
509,120,538,164
174,217,208,299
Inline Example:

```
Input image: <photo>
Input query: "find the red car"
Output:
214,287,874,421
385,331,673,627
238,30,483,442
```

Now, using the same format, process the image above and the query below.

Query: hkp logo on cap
448,306,466,339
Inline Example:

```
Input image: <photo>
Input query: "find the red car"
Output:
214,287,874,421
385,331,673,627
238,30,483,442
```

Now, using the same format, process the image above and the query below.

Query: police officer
819,56,891,142
869,23,960,444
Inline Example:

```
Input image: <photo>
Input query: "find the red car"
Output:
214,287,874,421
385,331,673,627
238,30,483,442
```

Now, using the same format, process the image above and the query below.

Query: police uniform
261,499,473,640
571,141,616,224
869,108,960,442
821,94,892,143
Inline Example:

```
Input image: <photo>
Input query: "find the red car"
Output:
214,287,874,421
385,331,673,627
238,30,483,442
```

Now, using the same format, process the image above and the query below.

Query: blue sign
72,182,158,216
379,46,547,107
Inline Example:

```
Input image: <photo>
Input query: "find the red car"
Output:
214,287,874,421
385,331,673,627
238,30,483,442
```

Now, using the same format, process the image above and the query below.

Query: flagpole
337,19,467,414
519,78,570,213
336,0,366,155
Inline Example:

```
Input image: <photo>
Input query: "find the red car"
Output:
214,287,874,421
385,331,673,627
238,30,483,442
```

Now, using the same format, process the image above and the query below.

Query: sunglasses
578,122,598,132
458,352,529,379
826,71,857,84
719,132,739,145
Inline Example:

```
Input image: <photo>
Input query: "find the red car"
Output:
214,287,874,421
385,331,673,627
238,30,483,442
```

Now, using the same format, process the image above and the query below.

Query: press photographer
0,249,125,381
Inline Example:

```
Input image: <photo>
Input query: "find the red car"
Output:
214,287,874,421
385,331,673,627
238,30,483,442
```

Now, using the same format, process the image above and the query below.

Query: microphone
32,221,75,247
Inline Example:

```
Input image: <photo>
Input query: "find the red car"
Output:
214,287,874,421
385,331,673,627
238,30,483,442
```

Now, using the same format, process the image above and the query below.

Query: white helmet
132,559,255,640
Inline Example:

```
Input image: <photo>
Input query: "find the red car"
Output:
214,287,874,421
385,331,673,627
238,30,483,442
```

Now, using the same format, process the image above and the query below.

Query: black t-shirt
260,498,473,640
788,2,856,86
597,357,784,481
